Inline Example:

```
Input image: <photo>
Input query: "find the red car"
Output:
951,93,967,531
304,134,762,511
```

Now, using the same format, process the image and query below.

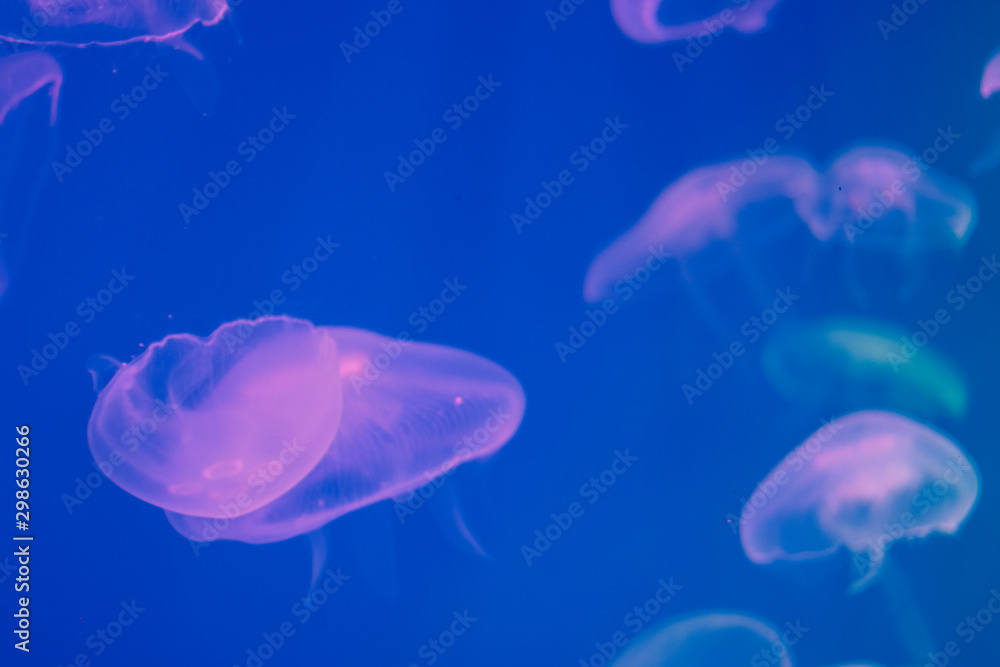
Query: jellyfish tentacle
848,545,885,594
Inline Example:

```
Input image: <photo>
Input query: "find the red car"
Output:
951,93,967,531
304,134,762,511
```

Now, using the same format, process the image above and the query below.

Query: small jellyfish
610,0,782,44
981,49,1000,99
739,410,980,591
583,154,822,303
761,317,968,420
0,51,61,126
87,317,345,519
165,325,526,544
0,0,229,49
612,611,793,666
818,144,977,251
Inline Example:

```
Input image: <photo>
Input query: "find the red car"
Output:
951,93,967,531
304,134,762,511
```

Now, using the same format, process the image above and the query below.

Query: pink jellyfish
610,0,783,44
164,324,526,545
819,144,977,251
87,317,346,519
0,0,229,52
739,411,980,592
0,51,61,125
981,49,1000,99
583,154,822,303
611,611,794,666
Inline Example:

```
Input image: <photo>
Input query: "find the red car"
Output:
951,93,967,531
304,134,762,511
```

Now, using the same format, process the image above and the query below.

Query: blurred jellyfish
165,324,526,544
0,0,229,50
739,410,980,592
583,154,822,303
0,51,61,126
610,0,782,45
981,49,1000,99
761,317,968,420
87,317,345,519
818,144,976,251
611,611,793,666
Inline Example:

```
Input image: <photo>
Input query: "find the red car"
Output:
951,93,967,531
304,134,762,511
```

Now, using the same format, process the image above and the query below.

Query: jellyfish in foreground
981,49,1000,99
761,317,968,420
611,611,793,666
0,0,229,50
818,145,977,251
0,51,61,126
87,317,345,519
165,324,526,544
739,410,980,592
583,155,821,303
610,0,782,44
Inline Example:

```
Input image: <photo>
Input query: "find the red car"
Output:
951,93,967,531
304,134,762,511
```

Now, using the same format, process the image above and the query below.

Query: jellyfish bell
981,49,1000,99
165,325,526,545
611,611,793,666
86,316,344,519
739,410,980,592
0,0,229,51
610,0,782,45
760,317,968,421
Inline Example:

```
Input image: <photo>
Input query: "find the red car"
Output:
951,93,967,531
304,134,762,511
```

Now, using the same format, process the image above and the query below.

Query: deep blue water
2,0,999,665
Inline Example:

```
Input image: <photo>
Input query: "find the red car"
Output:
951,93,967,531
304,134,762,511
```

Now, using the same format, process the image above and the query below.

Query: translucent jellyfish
610,0,782,44
739,411,980,591
981,49,1000,99
87,317,345,518
0,0,229,49
165,325,526,544
761,317,968,420
0,51,61,126
612,611,793,666
583,154,822,303
818,144,977,251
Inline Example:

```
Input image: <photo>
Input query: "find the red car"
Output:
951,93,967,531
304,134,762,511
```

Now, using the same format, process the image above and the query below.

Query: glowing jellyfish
165,325,526,544
739,411,980,591
761,317,968,420
818,145,977,251
610,0,782,44
87,317,345,519
583,155,821,303
981,49,1000,99
612,612,792,666
0,0,229,49
0,51,61,126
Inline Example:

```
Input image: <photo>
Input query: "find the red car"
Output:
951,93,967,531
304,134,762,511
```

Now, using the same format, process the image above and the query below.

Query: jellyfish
981,49,1000,99
739,410,980,592
0,50,61,126
87,317,346,519
610,0,782,45
611,611,794,666
164,324,526,545
0,0,229,50
761,317,968,421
